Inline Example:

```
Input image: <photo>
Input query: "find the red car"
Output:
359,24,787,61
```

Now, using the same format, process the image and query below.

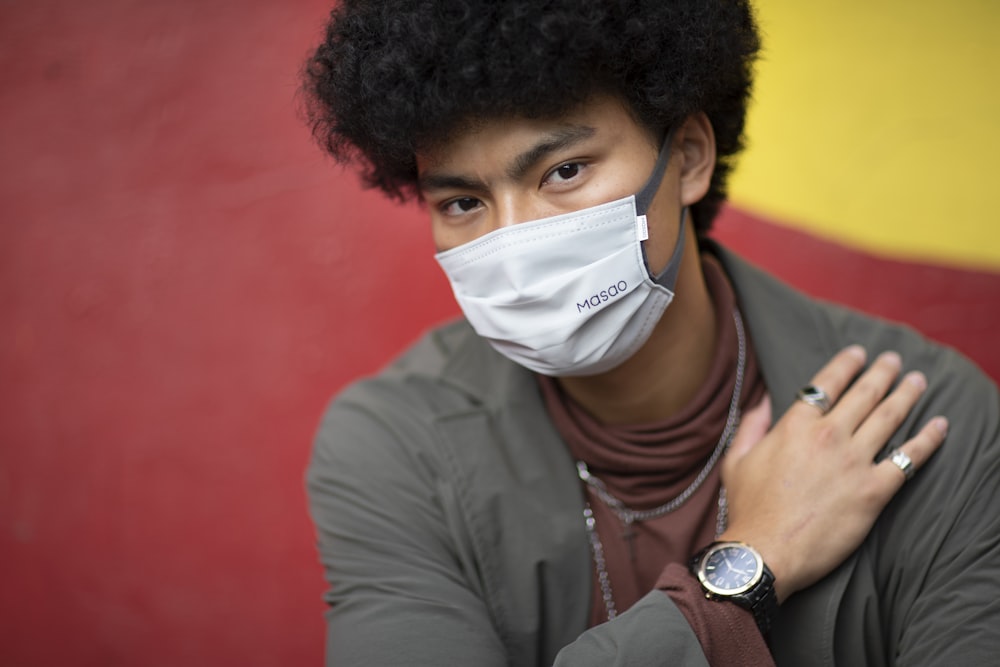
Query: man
302,1,999,664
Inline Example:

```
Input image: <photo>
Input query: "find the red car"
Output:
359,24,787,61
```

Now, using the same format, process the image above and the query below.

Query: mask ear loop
634,127,688,291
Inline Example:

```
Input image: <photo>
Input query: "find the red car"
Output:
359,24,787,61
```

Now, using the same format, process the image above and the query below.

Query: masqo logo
576,280,629,313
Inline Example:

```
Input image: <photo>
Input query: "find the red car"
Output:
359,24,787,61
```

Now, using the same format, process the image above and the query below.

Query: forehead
415,94,653,177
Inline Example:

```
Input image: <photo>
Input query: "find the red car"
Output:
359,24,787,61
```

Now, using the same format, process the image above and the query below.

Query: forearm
553,591,710,667
658,563,775,667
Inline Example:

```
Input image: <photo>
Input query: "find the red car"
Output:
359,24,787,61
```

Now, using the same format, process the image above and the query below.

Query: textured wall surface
732,0,1000,268
1,1,997,666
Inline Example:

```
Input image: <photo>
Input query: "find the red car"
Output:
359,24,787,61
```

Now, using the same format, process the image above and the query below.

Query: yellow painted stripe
729,0,1000,269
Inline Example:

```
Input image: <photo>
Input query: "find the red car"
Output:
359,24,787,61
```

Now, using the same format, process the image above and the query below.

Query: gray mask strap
649,206,687,290
634,126,677,216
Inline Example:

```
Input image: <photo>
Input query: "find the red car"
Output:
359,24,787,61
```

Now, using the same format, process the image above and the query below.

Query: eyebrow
418,124,597,193
506,125,596,181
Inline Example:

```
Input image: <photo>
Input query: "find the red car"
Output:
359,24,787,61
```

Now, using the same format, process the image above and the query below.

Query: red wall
1,3,455,665
2,3,998,666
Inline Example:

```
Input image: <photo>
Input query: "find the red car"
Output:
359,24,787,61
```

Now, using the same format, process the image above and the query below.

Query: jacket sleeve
307,383,711,667
552,592,710,667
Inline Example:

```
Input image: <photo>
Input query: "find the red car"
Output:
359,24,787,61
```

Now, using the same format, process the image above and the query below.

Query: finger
853,370,928,454
874,416,949,491
791,345,867,417
831,351,905,426
727,395,772,463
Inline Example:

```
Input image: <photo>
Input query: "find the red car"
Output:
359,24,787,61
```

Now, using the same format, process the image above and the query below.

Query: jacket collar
709,241,844,415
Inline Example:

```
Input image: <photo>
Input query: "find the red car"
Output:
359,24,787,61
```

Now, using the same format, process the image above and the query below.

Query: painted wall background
732,0,1000,268
1,1,997,665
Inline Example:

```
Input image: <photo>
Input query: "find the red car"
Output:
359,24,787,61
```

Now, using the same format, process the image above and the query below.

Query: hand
717,345,948,603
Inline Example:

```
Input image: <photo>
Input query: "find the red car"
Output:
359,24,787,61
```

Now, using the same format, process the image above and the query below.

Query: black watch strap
742,564,777,634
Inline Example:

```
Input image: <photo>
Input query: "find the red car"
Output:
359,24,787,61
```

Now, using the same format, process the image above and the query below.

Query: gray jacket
308,245,1000,666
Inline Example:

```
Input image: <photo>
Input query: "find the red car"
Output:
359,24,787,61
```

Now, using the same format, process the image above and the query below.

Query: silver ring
797,384,831,414
889,449,915,481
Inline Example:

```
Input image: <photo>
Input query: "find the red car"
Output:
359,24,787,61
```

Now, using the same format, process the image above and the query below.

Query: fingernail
845,344,866,361
933,416,949,436
879,351,902,368
906,371,927,390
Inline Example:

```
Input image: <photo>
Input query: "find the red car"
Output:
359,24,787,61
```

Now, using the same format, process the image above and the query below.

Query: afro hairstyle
303,0,761,233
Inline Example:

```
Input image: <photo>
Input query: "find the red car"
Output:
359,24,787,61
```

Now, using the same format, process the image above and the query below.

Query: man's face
416,94,685,275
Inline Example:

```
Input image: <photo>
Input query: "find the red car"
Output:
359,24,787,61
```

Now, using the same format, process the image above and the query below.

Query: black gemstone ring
796,384,831,414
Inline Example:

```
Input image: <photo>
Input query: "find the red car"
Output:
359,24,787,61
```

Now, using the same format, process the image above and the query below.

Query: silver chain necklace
579,308,746,621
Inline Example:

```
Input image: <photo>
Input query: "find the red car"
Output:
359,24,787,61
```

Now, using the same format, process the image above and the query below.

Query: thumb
727,394,772,464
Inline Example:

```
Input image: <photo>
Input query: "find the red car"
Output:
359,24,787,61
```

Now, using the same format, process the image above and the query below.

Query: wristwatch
690,541,778,634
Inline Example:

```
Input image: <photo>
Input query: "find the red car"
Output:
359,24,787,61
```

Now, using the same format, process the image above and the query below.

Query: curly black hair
303,0,760,233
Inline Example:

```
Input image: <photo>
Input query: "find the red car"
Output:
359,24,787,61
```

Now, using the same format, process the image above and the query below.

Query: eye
440,196,483,217
543,162,586,186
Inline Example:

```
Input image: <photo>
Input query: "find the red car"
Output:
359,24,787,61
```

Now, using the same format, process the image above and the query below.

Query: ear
676,113,717,207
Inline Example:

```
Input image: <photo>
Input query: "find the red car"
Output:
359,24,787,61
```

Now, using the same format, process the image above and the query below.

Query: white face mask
434,134,685,377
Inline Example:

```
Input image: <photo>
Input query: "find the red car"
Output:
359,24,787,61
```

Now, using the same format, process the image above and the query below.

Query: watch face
697,543,763,596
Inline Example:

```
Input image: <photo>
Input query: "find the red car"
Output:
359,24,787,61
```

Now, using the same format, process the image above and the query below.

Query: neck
556,245,718,425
